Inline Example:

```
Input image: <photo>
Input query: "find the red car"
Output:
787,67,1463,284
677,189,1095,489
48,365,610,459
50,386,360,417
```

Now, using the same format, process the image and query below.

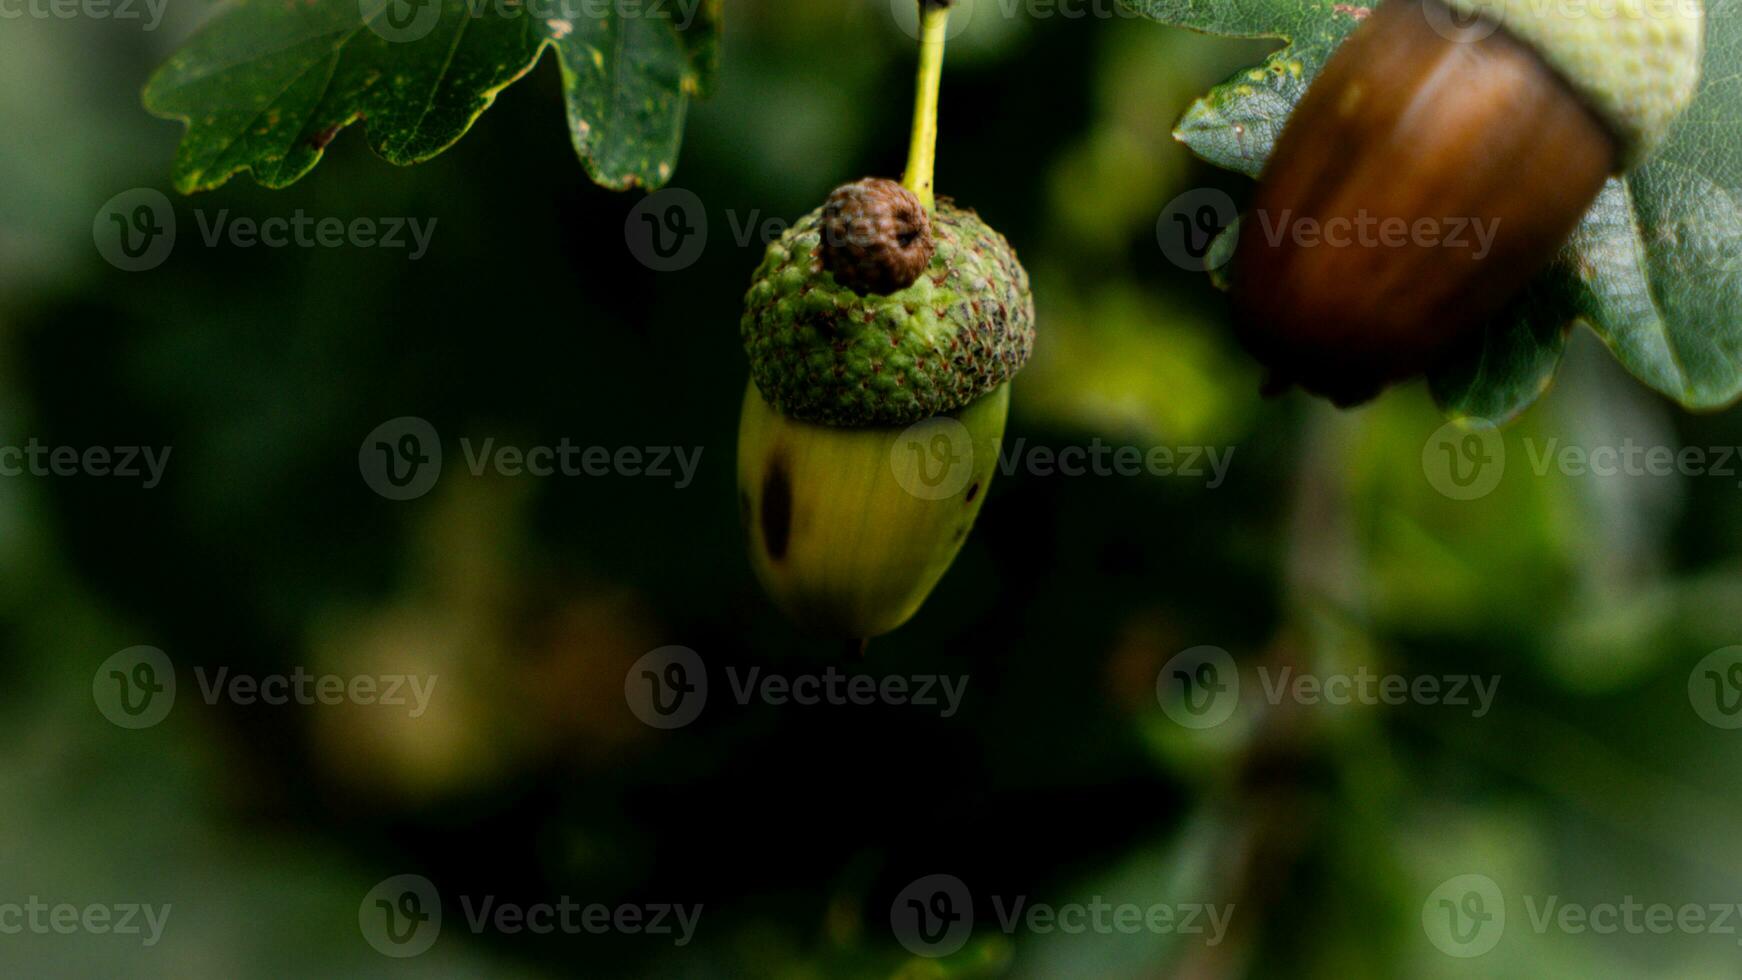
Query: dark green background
4,1,1742,976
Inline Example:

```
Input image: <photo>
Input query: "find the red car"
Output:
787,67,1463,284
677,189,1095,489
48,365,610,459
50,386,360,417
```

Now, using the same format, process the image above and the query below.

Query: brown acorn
1228,0,1703,405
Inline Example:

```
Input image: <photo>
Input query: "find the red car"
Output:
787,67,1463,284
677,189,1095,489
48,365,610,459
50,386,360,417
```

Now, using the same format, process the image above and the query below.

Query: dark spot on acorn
820,178,936,296
965,481,980,503
1230,0,1617,406
760,456,793,562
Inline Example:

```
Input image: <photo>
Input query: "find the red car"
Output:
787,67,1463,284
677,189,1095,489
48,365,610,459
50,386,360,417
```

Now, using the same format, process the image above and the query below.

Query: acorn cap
741,188,1035,427
1442,0,1703,166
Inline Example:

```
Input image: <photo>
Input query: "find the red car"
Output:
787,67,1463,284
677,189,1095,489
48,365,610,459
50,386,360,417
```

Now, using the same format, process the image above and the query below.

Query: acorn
1230,0,1705,405
735,0,1033,641
738,179,1033,639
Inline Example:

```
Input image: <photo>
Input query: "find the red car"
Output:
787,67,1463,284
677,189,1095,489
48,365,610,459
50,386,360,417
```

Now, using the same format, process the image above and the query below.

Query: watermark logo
998,439,1234,487
0,899,171,947
1426,874,1742,953
892,416,976,501
1423,874,1505,957
625,645,708,729
626,188,708,271
96,189,435,269
360,874,442,958
1157,651,1499,728
1420,0,1501,42
0,0,169,28
1690,646,1742,729
193,667,437,716
190,210,437,258
890,0,977,39
459,896,700,944
1158,188,1239,273
359,416,444,500
360,418,702,500
1251,209,1500,258
624,647,968,729
92,646,176,729
363,0,443,41
0,440,171,487
1157,645,1240,730
891,874,975,958
1679,173,1742,275
95,649,438,728
360,874,699,955
94,189,175,272
1423,417,1505,501
890,874,1232,957
1422,0,1702,44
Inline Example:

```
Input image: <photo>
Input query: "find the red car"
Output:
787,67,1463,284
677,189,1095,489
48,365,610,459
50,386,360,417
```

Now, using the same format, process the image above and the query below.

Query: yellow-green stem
900,2,950,211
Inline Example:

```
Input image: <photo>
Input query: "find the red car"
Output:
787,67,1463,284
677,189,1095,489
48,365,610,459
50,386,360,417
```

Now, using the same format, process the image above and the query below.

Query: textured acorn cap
1441,0,1703,165
741,198,1034,427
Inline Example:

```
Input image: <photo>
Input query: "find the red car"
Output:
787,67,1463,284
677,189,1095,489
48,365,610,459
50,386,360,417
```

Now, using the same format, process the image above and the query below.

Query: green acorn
738,381,1009,639
737,0,1035,639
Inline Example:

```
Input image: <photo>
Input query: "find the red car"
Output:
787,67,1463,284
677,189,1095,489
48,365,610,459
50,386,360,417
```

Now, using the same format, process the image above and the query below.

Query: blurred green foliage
3,1,1742,977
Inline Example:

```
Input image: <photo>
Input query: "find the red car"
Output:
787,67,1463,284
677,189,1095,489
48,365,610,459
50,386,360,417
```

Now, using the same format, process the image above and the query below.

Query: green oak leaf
1126,0,1742,422
145,0,719,193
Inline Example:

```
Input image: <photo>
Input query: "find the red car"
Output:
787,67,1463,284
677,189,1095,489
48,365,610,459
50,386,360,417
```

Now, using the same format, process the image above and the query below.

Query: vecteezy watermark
1250,209,1500,259
1425,417,1742,501
193,666,437,717
458,438,701,487
93,647,437,729
625,188,944,272
1424,873,1742,957
0,899,171,948
360,875,442,958
1422,874,1506,957
92,646,176,729
887,418,1237,501
1689,646,1742,729
889,0,1147,39
889,0,979,40
191,210,435,259
457,896,701,946
1157,191,1501,272
998,438,1235,488
1158,188,1240,273
364,0,708,44
0,440,171,488
1156,646,1500,729
889,874,1232,958
623,646,969,730
94,189,436,272
1521,439,1742,486
1422,0,1703,45
1422,416,1506,501
358,875,700,957
0,0,167,28
625,189,708,271
358,416,702,501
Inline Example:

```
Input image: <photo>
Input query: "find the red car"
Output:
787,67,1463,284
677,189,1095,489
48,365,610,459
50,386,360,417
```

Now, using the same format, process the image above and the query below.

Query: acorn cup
1230,0,1705,405
735,2,1034,640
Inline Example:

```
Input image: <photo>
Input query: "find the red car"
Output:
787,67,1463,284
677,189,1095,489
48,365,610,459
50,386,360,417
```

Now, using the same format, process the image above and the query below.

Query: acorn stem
901,1,950,212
